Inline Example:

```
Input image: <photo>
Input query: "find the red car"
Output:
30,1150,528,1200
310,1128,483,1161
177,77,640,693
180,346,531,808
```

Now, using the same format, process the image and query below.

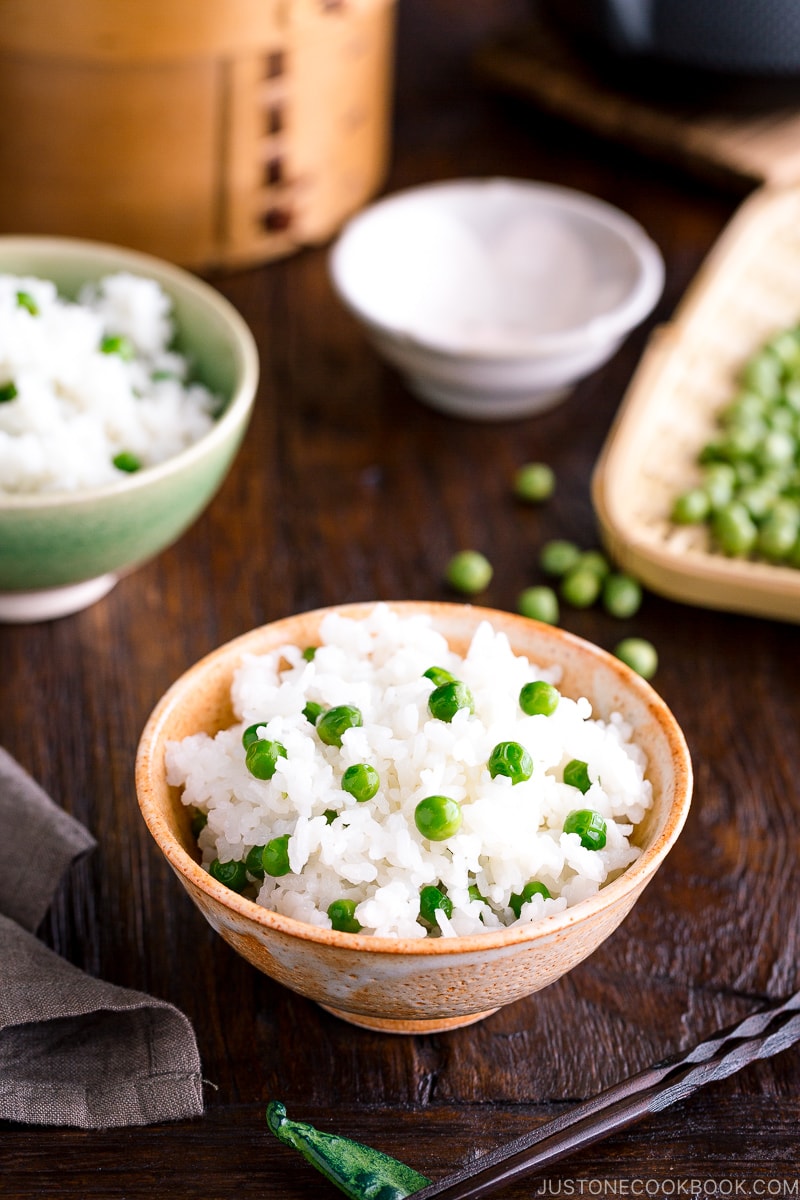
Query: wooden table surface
2,5,799,1196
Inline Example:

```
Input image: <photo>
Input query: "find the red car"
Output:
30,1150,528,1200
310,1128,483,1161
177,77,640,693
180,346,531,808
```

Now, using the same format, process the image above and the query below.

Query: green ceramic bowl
0,236,259,622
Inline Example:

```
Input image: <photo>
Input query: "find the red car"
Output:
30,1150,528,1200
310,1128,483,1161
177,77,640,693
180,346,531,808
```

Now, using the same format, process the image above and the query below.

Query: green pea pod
266,1102,430,1200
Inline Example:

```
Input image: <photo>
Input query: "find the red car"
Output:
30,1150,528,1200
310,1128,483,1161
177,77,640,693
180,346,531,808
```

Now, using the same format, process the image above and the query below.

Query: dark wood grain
2,2,799,1196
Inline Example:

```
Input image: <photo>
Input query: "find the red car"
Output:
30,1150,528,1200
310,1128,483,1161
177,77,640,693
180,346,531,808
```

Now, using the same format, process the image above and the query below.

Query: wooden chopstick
409,991,800,1200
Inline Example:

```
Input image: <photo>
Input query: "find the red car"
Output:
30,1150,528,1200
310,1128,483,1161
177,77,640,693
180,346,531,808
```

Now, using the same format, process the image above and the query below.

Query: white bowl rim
0,234,260,511
329,177,665,362
136,600,693,960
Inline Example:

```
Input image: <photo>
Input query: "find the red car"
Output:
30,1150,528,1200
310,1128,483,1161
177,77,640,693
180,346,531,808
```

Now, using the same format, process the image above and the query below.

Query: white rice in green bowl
165,604,653,939
0,271,221,493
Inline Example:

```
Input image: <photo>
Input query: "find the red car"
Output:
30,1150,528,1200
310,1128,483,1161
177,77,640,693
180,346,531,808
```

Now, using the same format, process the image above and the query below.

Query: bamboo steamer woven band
0,0,396,269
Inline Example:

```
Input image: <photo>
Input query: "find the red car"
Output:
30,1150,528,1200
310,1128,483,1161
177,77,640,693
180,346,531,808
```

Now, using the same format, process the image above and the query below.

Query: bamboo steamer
0,0,396,268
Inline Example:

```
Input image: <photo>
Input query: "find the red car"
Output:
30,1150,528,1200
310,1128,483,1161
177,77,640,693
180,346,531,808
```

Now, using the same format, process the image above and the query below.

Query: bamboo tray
592,183,800,624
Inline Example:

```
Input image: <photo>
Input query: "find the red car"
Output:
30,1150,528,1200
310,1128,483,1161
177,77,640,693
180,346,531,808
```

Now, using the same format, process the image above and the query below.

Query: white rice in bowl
165,604,653,939
0,271,221,493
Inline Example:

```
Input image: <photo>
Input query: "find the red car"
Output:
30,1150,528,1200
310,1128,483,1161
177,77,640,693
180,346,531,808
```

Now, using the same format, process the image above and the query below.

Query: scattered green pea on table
615,637,659,680
514,461,556,503
517,585,559,625
445,549,493,594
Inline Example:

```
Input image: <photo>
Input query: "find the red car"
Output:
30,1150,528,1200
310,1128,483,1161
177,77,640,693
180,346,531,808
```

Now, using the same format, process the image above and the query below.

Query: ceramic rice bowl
0,236,259,622
135,601,692,1034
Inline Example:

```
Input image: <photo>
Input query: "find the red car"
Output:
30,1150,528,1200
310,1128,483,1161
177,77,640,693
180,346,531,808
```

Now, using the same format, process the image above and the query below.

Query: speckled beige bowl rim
0,235,260,514
135,601,693,957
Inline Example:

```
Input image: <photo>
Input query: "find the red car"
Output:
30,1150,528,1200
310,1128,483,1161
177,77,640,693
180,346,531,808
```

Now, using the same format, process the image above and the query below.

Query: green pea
702,463,737,508
741,349,783,399
263,834,291,877
427,680,474,723
488,741,533,785
341,763,380,803
317,705,363,747
720,426,764,462
767,329,800,372
786,381,800,413
734,459,758,487
302,701,324,725
519,679,560,716
724,390,767,424
614,637,658,680
563,809,607,851
242,722,268,748
517,585,559,625
245,844,267,879
445,549,493,594
16,290,39,315
563,758,592,794
419,885,453,927
757,500,800,560
468,883,486,904
513,462,555,503
539,539,581,577
112,450,141,473
671,487,711,524
323,809,338,825
190,809,207,839
737,482,779,521
767,405,796,434
602,573,643,619
0,381,18,403
758,430,796,469
327,899,362,933
209,858,248,892
245,738,287,780
423,666,456,686
414,795,462,841
711,502,758,556
100,333,135,360
577,550,611,579
509,880,552,918
302,646,317,662
560,566,601,609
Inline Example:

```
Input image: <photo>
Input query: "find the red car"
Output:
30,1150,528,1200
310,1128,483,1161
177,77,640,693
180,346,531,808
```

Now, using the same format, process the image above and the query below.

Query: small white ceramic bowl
136,601,692,1035
0,236,259,622
329,178,664,420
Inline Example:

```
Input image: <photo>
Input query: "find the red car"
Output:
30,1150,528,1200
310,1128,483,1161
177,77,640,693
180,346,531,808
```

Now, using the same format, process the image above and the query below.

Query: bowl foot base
318,1003,500,1034
0,573,118,623
407,375,571,421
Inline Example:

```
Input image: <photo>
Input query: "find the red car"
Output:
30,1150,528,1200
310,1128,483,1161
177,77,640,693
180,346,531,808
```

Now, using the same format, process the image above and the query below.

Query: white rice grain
166,604,653,939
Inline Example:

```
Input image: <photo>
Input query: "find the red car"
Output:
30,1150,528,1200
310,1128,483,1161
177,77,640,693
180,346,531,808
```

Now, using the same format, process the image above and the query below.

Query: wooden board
476,17,800,191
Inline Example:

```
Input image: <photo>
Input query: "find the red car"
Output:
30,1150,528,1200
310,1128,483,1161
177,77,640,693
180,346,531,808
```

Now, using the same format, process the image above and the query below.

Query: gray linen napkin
0,747,204,1127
